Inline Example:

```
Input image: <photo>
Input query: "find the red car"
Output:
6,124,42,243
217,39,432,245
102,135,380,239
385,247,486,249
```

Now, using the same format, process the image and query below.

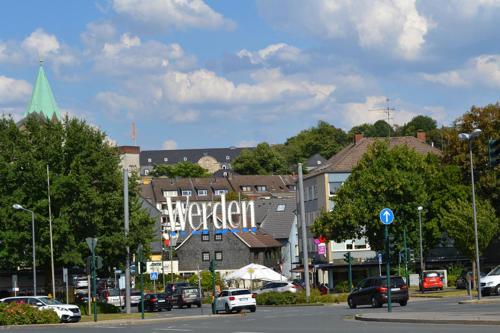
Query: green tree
348,120,393,138
233,143,288,175
312,140,463,253
0,115,155,275
151,162,210,178
398,115,437,136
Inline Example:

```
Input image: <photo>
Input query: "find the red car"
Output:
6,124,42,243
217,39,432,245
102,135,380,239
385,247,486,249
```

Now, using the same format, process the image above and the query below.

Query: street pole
385,225,392,312
170,237,174,283
92,247,97,322
47,165,56,299
468,139,482,300
30,210,36,296
137,244,144,320
197,265,203,315
124,169,131,313
348,253,352,292
418,206,424,292
162,244,166,291
403,221,409,285
298,163,310,302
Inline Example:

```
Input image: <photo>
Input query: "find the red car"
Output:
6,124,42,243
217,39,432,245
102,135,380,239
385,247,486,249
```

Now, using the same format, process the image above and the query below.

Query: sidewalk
355,312,500,325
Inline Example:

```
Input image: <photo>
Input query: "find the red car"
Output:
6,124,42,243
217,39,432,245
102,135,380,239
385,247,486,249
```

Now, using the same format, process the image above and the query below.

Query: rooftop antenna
131,122,137,146
369,98,395,138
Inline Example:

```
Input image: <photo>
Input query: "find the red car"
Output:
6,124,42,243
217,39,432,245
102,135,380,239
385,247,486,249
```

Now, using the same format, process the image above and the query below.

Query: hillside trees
151,162,210,178
0,115,155,274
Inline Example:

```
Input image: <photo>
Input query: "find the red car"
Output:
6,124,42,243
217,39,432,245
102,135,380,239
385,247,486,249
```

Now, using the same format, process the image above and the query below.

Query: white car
0,296,81,322
215,289,256,314
480,265,500,296
254,282,298,294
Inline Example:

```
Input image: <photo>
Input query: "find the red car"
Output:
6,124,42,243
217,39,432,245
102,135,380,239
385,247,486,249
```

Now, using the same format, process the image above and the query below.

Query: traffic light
209,259,216,273
488,139,500,167
139,262,147,274
343,252,352,264
408,249,415,262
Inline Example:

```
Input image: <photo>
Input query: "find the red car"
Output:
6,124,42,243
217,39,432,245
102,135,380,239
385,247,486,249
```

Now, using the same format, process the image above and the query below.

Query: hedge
79,302,121,315
0,303,59,326
256,290,348,305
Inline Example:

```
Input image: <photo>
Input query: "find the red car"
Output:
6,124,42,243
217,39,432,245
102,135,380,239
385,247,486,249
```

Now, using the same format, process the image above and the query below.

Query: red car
420,271,443,291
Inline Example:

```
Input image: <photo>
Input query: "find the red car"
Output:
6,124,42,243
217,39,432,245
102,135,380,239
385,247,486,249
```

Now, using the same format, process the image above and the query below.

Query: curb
0,314,217,330
354,314,500,326
459,299,500,304
259,303,326,308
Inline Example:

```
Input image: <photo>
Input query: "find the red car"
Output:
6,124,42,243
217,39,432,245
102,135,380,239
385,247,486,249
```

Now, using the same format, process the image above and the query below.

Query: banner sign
163,194,257,236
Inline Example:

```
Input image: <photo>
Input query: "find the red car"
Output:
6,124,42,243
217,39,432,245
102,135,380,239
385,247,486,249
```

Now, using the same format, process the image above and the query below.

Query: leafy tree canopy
0,115,155,274
151,162,210,178
312,140,466,253
232,143,288,175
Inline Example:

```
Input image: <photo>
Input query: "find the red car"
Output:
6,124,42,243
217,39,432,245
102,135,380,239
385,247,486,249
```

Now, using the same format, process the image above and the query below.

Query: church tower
25,60,61,121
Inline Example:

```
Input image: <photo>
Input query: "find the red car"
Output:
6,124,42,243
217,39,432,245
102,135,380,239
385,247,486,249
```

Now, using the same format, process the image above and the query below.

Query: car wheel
250,306,256,313
158,308,162,312
400,300,408,306
225,303,231,314
197,303,201,308
187,304,191,308
348,297,356,309
371,296,381,308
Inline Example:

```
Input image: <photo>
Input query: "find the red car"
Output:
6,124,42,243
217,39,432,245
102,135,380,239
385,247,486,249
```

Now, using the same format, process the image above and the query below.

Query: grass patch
80,313,153,322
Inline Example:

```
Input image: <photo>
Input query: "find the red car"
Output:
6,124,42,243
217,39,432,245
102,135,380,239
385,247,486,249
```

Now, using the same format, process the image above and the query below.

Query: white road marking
155,329,193,332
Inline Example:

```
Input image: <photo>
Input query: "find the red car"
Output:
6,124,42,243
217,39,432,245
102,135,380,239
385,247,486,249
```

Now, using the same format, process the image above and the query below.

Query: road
3,297,500,333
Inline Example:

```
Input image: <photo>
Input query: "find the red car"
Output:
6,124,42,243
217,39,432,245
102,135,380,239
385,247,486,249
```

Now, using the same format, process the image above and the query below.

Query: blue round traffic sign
379,208,394,225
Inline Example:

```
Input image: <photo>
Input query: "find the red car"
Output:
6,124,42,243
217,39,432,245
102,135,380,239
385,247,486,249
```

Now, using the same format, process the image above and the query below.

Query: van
171,287,202,308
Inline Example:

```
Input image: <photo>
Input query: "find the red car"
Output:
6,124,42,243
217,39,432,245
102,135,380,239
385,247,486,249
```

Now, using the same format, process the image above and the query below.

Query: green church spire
25,60,61,121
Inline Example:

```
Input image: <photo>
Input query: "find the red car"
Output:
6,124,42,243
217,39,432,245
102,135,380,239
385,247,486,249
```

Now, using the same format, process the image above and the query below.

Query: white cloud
112,0,235,31
162,139,178,150
95,91,140,119
448,0,500,18
237,43,308,65
237,140,258,148
257,0,431,59
22,28,60,58
422,54,500,88
0,76,32,104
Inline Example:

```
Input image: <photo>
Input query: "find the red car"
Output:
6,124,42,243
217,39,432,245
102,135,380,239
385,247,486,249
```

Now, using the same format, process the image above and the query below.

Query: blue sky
0,0,499,150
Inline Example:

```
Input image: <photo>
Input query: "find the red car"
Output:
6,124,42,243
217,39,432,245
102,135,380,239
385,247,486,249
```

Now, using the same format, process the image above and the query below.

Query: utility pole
298,163,310,302
47,165,56,299
124,169,131,314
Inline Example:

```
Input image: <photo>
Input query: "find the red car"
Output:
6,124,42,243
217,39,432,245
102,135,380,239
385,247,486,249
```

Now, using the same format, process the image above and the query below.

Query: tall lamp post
417,206,424,292
13,204,36,296
458,128,482,300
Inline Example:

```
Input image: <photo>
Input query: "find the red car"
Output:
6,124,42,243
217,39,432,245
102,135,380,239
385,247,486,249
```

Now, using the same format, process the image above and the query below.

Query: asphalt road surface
4,297,500,333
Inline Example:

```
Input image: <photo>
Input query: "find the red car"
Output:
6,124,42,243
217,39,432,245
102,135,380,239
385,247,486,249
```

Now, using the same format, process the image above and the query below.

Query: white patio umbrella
224,263,288,282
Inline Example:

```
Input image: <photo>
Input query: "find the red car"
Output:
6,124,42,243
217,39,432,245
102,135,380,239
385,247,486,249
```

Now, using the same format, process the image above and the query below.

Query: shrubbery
256,290,348,305
0,303,59,326
78,302,121,315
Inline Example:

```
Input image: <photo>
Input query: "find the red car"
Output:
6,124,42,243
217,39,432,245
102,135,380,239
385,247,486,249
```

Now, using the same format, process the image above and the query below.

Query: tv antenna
369,98,395,138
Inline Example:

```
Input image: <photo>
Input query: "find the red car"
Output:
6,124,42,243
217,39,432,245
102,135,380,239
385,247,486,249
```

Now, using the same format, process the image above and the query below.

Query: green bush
0,303,59,326
79,302,121,315
446,264,463,287
334,281,350,293
256,290,348,305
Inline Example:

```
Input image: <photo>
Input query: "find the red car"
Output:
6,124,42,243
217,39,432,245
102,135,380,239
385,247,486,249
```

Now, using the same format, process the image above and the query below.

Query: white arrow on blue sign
379,208,394,225
150,271,158,281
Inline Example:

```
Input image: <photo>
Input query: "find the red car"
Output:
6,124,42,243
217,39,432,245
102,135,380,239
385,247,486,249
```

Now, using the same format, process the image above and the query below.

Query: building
298,132,441,288
305,153,327,171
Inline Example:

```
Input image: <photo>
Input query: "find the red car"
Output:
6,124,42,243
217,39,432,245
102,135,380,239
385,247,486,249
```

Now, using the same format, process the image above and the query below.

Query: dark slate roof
227,175,296,198
139,196,162,253
305,153,327,169
235,229,283,248
259,197,297,240
140,147,252,165
305,136,442,179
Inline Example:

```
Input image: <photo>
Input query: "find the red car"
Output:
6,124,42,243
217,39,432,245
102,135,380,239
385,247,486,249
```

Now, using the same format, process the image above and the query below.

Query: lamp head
417,206,423,211
458,133,469,141
470,128,482,138
12,204,23,210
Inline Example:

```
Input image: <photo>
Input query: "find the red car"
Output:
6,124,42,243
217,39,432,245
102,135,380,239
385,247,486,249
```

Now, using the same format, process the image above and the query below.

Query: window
226,155,230,160
183,157,188,161
288,185,296,191
241,186,252,192
276,204,286,212
163,157,168,162
214,189,228,196
144,169,150,176
202,234,209,242
181,190,192,196
256,185,267,192
147,158,152,163
317,160,322,165
202,252,210,261
198,189,208,196
163,190,178,197
215,234,222,241
346,243,353,250
215,251,223,261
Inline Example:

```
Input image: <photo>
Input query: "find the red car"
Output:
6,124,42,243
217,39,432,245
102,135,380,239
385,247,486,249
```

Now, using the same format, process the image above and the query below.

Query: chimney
354,133,363,145
417,130,426,143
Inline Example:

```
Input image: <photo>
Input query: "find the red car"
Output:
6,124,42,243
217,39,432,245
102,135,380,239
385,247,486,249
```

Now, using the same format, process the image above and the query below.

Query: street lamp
458,128,482,300
417,206,424,292
13,204,36,296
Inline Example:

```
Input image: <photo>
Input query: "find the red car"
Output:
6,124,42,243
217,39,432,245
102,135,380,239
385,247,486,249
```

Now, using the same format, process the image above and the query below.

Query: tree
0,115,155,275
398,115,437,136
233,143,288,175
439,197,498,279
312,140,463,254
348,120,393,138
151,162,210,178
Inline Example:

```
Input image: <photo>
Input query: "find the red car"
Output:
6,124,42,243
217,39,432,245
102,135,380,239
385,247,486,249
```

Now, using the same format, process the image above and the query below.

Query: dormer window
226,156,230,160
147,158,152,163
144,169,150,175
241,186,252,192
181,190,192,196
183,157,187,161
256,185,267,192
214,189,228,196
164,157,168,162
198,189,208,196
163,190,178,197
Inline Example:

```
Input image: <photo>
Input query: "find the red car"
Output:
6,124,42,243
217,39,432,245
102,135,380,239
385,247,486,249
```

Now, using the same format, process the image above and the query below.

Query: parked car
214,289,256,314
254,282,298,294
420,271,444,291
456,271,486,289
480,265,500,296
0,296,81,323
171,286,202,308
74,292,89,304
137,293,172,312
347,276,409,309
165,282,192,295
130,290,142,306
101,288,124,308
73,276,88,289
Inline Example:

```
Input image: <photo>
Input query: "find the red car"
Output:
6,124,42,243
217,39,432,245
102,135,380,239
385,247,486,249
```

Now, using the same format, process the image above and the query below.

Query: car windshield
231,290,251,296
183,288,199,295
487,266,500,276
425,272,439,278
39,297,62,305
380,277,406,288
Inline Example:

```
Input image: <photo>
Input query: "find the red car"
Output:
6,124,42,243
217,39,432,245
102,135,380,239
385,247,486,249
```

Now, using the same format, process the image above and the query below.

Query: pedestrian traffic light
343,252,352,264
209,259,216,273
488,139,500,167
